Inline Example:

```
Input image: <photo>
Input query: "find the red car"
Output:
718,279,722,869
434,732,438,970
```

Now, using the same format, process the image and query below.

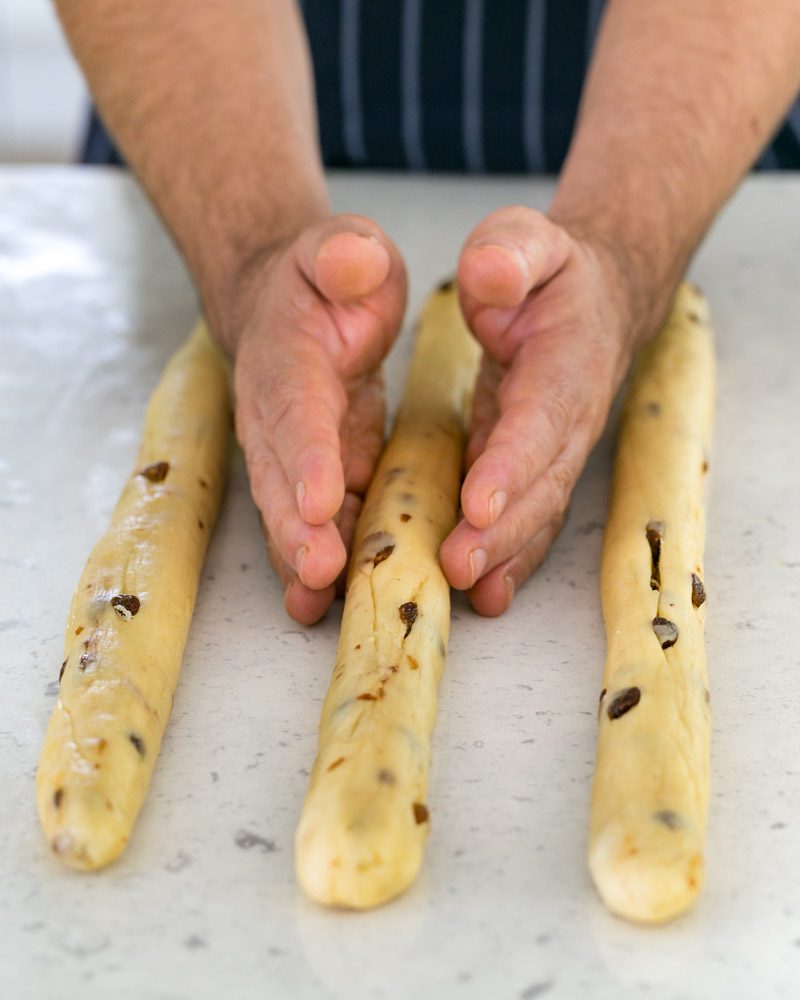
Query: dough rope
36,322,231,870
589,282,715,923
295,281,480,908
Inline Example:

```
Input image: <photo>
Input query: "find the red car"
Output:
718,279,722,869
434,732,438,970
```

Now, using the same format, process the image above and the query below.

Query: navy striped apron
84,0,800,171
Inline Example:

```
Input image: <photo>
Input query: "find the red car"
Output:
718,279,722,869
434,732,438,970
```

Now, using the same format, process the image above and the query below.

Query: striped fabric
84,0,800,172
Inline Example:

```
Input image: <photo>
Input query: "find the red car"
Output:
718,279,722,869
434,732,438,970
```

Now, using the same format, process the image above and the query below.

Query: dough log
295,282,480,908
589,282,715,923
36,322,231,870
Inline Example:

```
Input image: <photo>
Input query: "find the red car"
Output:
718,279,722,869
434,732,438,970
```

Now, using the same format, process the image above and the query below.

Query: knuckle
539,378,579,444
268,388,298,441
543,461,573,517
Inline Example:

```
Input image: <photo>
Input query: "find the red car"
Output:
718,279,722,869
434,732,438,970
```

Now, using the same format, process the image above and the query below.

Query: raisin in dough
295,282,481,908
590,282,715,923
36,322,230,870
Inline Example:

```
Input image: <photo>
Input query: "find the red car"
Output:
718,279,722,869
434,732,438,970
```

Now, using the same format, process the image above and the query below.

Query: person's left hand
439,205,644,615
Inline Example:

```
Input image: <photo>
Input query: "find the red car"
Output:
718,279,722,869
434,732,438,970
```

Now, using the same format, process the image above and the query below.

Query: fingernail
295,545,309,576
469,547,488,585
511,246,531,283
504,574,516,607
489,490,507,524
477,243,531,281
296,481,306,516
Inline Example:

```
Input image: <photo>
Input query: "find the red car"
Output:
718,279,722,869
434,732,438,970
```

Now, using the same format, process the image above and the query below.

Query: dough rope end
295,834,425,910
295,795,427,909
589,821,704,925
36,779,132,871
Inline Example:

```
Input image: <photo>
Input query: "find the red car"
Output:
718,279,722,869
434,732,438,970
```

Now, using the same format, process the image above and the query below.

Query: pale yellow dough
295,282,481,908
36,322,230,870
590,282,715,923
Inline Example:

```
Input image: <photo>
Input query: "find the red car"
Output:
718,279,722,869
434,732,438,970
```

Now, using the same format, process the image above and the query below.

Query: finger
459,330,588,530
339,369,385,497
244,435,347,590
315,230,390,303
262,522,337,625
265,359,384,531
440,435,589,590
466,515,565,617
464,353,501,471
458,205,572,312
251,216,403,526
294,214,397,304
251,336,348,526
264,489,361,624
285,578,337,626
333,489,364,597
294,214,408,372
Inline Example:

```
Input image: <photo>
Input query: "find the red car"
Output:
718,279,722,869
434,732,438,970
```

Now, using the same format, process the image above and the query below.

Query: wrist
548,197,691,356
192,196,331,355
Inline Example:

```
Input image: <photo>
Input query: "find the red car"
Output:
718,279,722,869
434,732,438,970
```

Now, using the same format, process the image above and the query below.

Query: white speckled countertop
1,168,800,1000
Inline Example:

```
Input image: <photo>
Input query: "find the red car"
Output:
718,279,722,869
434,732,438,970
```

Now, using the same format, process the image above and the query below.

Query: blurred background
1,0,87,162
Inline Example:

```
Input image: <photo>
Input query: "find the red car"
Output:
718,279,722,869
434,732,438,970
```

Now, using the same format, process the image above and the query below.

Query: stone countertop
1,168,799,1000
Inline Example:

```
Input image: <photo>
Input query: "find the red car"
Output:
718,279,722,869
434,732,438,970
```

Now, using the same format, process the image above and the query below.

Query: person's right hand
221,215,407,625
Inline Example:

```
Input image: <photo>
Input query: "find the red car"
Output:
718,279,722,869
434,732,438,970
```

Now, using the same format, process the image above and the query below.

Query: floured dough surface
36,323,230,870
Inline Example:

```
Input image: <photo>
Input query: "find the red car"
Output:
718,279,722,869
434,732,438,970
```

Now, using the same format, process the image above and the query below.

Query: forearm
55,0,329,343
550,0,800,340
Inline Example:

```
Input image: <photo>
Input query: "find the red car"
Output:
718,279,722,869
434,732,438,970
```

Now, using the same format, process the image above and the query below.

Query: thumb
458,205,573,310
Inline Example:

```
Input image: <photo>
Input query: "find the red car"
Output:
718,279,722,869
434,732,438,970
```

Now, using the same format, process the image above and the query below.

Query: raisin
400,513,412,522
412,802,429,824
59,660,67,682
607,687,641,720
654,809,683,830
129,733,146,757
111,594,140,620
373,545,395,567
691,573,707,608
378,769,396,785
653,616,679,649
399,602,418,638
646,521,663,591
356,693,378,701
140,461,169,483
53,788,64,809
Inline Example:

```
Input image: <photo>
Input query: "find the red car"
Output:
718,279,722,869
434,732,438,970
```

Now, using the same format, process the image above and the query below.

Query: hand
225,215,407,624
439,206,642,616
